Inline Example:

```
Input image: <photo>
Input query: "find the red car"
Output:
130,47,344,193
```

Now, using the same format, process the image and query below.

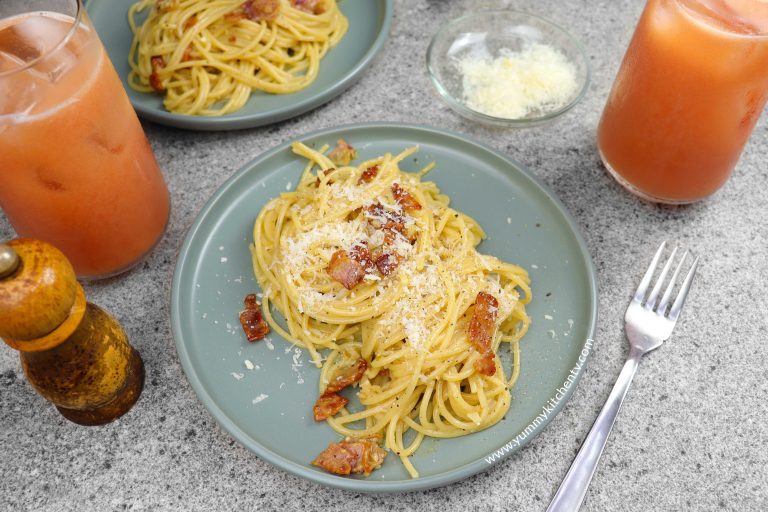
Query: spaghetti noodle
250,141,531,478
128,0,348,115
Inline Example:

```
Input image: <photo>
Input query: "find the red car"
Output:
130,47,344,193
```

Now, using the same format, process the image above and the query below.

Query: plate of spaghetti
86,0,392,130
171,123,597,491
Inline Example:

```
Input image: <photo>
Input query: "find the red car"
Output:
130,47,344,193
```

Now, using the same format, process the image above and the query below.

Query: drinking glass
0,0,170,278
597,0,768,204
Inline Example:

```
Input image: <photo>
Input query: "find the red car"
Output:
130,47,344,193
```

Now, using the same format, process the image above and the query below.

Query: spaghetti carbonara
250,141,531,478
128,0,348,115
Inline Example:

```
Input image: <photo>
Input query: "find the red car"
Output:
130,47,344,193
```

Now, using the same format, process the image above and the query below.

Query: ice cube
0,76,38,116
10,15,71,57
0,14,77,82
0,24,41,65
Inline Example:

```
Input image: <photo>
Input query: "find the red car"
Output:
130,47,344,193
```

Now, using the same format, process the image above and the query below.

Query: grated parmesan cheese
252,393,269,404
457,43,578,119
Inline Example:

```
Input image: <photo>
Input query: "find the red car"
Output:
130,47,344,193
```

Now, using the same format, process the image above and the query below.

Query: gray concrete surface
2,0,767,510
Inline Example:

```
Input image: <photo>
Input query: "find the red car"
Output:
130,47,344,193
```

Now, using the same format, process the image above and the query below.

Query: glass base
55,348,145,426
599,149,704,205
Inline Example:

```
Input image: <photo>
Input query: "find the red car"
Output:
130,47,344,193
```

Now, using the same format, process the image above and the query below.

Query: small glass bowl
426,10,591,128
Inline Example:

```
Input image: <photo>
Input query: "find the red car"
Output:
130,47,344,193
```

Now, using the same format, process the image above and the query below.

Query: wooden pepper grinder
0,238,145,425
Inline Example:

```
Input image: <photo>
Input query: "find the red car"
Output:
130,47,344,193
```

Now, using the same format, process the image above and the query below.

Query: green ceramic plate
171,123,598,491
86,0,392,130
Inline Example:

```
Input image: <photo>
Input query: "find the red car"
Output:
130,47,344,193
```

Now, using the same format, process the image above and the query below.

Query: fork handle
546,350,642,512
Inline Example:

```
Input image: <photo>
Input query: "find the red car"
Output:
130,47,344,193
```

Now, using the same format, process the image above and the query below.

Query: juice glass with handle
0,0,170,278
597,0,768,204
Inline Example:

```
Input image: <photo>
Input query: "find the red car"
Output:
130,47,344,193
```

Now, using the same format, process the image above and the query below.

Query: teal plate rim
170,122,598,492
86,0,393,131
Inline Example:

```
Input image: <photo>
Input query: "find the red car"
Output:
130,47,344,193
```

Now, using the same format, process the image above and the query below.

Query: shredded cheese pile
457,43,578,119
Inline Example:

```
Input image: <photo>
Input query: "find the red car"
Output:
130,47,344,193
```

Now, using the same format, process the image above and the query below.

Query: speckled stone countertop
2,0,767,510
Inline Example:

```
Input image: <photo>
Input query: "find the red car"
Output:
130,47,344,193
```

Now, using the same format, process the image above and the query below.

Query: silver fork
547,242,699,512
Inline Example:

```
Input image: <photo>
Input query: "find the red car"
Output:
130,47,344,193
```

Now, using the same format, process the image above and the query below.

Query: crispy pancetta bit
313,392,348,421
365,202,405,231
372,250,402,276
244,0,280,20
292,0,326,15
224,0,279,21
312,437,387,476
349,241,377,273
328,138,357,166
365,202,413,244
325,358,368,394
327,250,365,289
149,56,166,92
468,291,499,376
312,359,368,421
239,293,270,342
181,45,196,62
391,183,422,212
183,14,197,30
357,165,379,185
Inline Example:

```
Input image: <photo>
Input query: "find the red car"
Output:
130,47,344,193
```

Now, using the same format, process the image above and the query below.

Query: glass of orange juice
0,0,170,278
597,0,768,204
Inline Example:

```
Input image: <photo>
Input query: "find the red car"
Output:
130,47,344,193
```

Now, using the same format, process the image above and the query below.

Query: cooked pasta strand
250,142,532,478
128,0,348,115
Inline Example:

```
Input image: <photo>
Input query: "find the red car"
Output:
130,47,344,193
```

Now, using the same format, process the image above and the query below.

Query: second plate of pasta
86,0,392,130
171,123,597,490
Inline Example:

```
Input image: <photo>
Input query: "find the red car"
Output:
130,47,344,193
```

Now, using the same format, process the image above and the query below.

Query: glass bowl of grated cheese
426,11,590,127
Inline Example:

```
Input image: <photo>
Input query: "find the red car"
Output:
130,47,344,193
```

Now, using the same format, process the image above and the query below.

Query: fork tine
668,256,699,321
645,246,678,310
633,241,666,303
657,251,687,314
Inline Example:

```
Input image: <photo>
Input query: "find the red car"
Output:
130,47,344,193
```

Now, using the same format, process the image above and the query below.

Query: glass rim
675,0,768,39
0,0,84,79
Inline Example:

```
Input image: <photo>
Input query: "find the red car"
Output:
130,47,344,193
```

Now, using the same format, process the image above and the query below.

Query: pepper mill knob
0,239,79,344
0,243,19,279
0,238,144,426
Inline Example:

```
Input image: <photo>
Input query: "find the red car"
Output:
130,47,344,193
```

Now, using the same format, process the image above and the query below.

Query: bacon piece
391,183,422,212
312,437,387,476
364,202,396,224
373,250,403,276
239,293,270,342
312,359,367,421
149,56,166,92
328,139,357,166
327,250,365,290
325,358,368,394
349,242,376,273
292,0,326,14
313,392,348,421
228,35,237,43
473,355,496,376
365,202,417,245
181,45,195,62
357,165,379,185
183,14,197,30
365,202,405,231
243,0,280,21
224,0,277,22
315,168,335,187
468,292,499,376
224,11,245,21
